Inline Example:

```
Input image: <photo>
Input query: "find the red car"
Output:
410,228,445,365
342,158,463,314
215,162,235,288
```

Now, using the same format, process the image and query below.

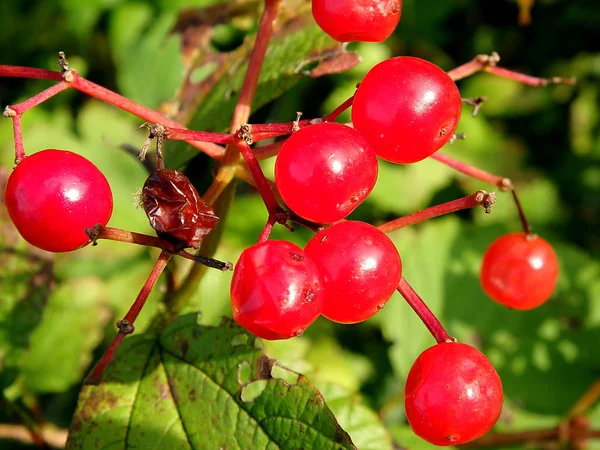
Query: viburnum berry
312,0,402,43
480,232,559,310
352,56,462,164
142,168,219,251
274,122,378,223
230,240,324,340
4,149,113,253
405,342,503,446
304,221,401,323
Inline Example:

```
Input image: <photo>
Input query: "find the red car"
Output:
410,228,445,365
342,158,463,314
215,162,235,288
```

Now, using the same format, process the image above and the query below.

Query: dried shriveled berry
142,169,219,250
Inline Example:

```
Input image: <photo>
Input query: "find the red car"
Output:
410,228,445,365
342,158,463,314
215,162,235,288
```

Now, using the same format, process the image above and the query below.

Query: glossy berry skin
352,57,462,164
312,0,402,43
405,342,503,446
5,149,113,253
305,221,401,323
275,122,378,223
481,233,559,310
230,240,324,340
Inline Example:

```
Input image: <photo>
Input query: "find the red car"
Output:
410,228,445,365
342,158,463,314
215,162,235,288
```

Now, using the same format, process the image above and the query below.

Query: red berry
305,221,401,323
312,0,402,43
230,240,324,340
274,122,378,223
405,342,503,446
481,232,559,310
352,57,462,164
5,149,113,253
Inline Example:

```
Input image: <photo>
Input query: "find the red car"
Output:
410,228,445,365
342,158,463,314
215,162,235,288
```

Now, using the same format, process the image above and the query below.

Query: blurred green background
0,0,599,448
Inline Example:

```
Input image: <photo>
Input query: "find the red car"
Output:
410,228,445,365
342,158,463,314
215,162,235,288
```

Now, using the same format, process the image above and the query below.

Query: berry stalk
511,189,533,235
397,277,453,344
323,95,355,122
431,152,514,191
235,137,282,218
86,225,232,270
85,250,172,385
377,190,496,233
248,95,355,142
447,52,576,86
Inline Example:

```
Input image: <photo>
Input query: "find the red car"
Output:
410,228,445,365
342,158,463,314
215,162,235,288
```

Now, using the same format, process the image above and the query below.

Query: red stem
511,189,533,235
6,81,71,115
162,127,234,145
11,115,25,162
85,251,171,385
487,66,576,87
0,65,226,160
236,138,281,216
378,190,495,234
257,216,276,243
0,65,62,80
253,140,284,160
249,118,312,141
229,0,280,132
447,52,576,87
431,152,514,191
323,95,354,122
397,277,452,344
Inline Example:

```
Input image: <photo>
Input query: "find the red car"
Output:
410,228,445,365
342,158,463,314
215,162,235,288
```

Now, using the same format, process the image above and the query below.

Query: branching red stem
162,127,234,145
378,190,496,233
397,277,452,344
229,0,280,131
87,225,231,270
0,65,225,160
5,81,71,115
447,52,576,87
253,140,284,160
235,138,281,216
86,251,171,385
0,65,62,80
431,152,514,191
323,95,354,122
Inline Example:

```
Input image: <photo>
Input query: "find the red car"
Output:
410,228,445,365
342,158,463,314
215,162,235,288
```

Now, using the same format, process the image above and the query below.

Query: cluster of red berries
231,54,462,338
1,0,564,446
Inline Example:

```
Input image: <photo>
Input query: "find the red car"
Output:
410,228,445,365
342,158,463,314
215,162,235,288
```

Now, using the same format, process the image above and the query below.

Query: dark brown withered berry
142,169,219,251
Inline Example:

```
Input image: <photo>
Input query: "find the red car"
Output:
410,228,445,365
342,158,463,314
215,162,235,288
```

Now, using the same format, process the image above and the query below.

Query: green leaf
67,314,356,449
321,384,393,450
21,277,108,393
109,5,186,109
0,246,51,391
366,159,454,215
187,23,336,132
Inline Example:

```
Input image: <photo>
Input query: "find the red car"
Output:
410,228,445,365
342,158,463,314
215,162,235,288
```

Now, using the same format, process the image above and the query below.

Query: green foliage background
0,0,598,448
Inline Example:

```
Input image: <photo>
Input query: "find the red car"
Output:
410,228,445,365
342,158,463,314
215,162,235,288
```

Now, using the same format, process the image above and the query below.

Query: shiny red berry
5,149,113,253
352,56,462,164
405,342,503,446
274,122,378,223
305,221,401,323
480,232,559,310
230,240,324,340
312,0,402,43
